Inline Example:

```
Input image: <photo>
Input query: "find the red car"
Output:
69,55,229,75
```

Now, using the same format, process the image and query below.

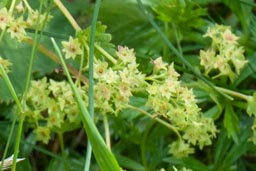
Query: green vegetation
0,0,256,171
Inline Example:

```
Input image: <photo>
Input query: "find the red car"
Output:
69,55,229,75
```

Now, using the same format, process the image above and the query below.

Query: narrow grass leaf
51,38,121,171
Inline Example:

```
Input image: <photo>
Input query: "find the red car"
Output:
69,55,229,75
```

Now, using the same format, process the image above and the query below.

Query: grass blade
51,38,121,171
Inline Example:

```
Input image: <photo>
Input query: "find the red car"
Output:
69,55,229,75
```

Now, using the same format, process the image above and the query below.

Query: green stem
0,66,22,111
95,44,117,64
103,114,111,149
0,116,17,171
22,0,45,99
9,0,17,13
85,0,101,170
11,115,25,171
162,22,168,60
22,0,33,12
53,0,81,31
51,37,121,171
172,23,182,55
0,65,24,171
215,86,250,101
58,132,69,171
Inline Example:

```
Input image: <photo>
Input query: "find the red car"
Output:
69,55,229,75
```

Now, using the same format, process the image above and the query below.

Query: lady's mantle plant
0,1,217,157
24,26,217,157
200,24,247,82
1,1,255,171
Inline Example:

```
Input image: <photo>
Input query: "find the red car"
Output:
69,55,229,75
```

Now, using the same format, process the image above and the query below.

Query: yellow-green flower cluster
146,57,217,157
200,24,247,81
61,36,83,59
0,56,12,74
94,46,145,114
0,2,51,42
24,77,87,143
24,45,217,156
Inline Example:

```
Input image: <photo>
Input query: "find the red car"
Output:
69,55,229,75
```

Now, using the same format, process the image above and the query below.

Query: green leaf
115,154,144,171
47,154,84,171
223,123,252,166
164,156,209,171
224,104,240,143
0,35,57,103
213,123,252,171
204,105,222,120
152,0,207,32
213,127,233,168
77,22,115,52
222,0,253,32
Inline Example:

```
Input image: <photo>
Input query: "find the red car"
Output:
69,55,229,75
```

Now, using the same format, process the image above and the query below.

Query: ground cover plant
0,0,256,171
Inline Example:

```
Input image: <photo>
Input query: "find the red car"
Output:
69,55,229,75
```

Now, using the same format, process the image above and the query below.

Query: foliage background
0,0,256,171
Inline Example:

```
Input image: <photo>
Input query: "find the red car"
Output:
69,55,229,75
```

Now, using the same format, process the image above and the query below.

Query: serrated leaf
0,35,57,103
77,22,114,51
204,105,222,120
152,0,207,31
224,104,240,143
213,127,233,168
223,123,252,166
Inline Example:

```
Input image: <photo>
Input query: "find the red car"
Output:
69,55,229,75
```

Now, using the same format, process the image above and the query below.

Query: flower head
152,57,167,72
0,8,10,30
222,29,238,44
35,126,51,144
116,46,136,64
15,1,25,13
62,36,83,59
169,140,195,158
26,10,52,28
200,24,247,81
7,17,27,41
0,57,12,73
94,61,108,79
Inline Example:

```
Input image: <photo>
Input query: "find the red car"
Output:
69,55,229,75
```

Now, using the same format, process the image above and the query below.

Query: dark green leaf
164,156,209,171
224,104,240,143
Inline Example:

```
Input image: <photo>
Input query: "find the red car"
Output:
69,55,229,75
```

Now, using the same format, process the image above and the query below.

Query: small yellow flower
61,36,83,59
199,49,215,70
35,126,51,144
222,29,238,44
169,140,195,157
116,46,136,64
26,10,52,28
7,17,27,41
15,1,24,13
152,57,167,72
94,61,108,79
0,8,10,30
0,57,12,73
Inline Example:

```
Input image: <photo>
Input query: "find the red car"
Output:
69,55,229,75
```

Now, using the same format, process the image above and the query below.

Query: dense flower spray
200,24,247,82
24,38,217,156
